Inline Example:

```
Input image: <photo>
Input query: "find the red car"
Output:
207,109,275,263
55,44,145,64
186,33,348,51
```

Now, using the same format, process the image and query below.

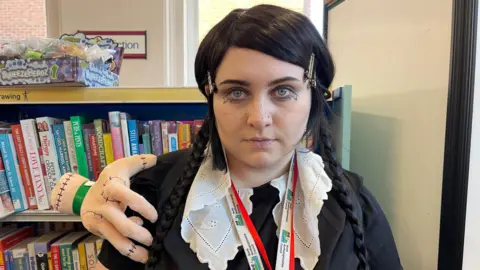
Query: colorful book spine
89,134,101,180
0,153,14,218
20,119,49,210
167,121,178,152
177,122,192,150
63,121,79,175
70,116,88,179
127,120,139,156
10,125,37,209
72,249,80,270
50,245,60,270
27,239,37,270
82,124,95,180
52,124,71,176
108,112,124,160
93,120,108,170
36,117,63,197
161,121,169,154
142,122,152,155
77,241,87,270
0,134,28,212
151,120,162,156
120,112,131,157
103,134,114,165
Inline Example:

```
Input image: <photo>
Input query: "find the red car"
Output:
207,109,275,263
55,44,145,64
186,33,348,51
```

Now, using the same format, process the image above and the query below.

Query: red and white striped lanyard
226,155,299,270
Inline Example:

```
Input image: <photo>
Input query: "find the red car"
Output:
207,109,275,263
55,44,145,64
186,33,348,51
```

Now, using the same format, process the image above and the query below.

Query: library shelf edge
0,87,206,104
1,210,81,222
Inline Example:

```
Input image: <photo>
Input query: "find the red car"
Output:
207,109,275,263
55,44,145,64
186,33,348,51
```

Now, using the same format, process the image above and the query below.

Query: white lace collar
180,148,333,270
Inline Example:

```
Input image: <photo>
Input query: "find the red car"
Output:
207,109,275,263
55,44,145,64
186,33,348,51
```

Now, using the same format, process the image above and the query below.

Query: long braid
316,117,369,270
145,119,210,269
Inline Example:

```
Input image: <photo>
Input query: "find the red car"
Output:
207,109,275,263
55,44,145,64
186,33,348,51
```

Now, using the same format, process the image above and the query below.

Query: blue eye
223,88,248,103
231,90,245,99
273,86,297,100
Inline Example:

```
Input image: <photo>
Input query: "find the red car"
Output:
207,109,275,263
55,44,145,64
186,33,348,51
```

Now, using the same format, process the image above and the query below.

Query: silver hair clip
307,53,316,89
207,71,215,95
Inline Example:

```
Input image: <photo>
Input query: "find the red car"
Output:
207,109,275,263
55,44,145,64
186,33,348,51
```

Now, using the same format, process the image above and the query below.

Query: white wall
462,5,480,270
328,0,452,269
48,0,166,87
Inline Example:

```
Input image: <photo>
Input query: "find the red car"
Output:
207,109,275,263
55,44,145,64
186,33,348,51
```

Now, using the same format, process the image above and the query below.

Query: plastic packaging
0,37,116,63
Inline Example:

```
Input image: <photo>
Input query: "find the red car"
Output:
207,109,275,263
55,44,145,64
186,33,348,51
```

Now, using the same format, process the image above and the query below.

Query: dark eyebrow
267,76,300,86
218,76,300,87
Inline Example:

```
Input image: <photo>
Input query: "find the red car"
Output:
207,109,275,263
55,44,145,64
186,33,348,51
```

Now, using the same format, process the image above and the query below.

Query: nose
246,97,273,129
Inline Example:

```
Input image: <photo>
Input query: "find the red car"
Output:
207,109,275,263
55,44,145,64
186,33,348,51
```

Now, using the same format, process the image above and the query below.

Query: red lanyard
231,159,299,270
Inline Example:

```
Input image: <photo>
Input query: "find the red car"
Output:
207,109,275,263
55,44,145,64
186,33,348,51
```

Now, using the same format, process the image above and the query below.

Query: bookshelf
0,86,209,223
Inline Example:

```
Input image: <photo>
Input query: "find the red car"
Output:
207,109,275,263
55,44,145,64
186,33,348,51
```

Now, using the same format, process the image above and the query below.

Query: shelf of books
0,86,208,222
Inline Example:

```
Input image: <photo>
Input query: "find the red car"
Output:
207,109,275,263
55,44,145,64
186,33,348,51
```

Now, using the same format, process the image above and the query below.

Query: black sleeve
359,185,403,270
97,150,191,270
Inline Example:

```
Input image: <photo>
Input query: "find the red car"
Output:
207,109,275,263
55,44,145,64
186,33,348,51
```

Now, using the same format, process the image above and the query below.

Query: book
120,112,131,157
0,131,28,212
36,117,63,197
10,124,37,209
128,120,139,156
93,119,108,170
0,153,14,218
52,124,72,176
108,111,124,160
20,119,49,210
70,116,88,179
63,121,79,175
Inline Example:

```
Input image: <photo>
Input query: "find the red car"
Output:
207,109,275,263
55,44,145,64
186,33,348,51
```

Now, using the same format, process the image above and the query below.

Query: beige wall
47,0,166,87
328,0,452,269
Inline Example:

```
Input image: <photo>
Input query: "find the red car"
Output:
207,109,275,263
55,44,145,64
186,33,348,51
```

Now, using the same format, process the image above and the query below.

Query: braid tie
318,119,369,270
145,120,210,269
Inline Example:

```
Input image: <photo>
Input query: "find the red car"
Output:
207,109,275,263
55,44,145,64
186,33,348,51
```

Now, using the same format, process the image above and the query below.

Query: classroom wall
46,0,166,87
328,0,452,269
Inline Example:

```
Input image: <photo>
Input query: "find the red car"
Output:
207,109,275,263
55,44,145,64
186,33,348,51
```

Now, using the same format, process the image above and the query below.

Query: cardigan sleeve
359,184,403,270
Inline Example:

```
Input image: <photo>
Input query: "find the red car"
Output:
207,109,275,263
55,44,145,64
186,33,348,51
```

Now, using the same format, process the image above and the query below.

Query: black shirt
98,149,403,270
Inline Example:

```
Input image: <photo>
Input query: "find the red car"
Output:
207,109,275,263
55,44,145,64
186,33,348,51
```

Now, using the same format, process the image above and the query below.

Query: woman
89,5,402,270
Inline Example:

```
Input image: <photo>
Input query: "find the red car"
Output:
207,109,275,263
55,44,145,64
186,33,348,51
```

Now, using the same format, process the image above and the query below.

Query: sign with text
81,31,147,59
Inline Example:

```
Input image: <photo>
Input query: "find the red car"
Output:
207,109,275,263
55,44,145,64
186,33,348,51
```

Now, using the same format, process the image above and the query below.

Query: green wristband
72,181,93,215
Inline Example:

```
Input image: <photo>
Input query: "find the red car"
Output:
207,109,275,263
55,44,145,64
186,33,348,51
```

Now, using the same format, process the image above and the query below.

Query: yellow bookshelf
0,87,206,104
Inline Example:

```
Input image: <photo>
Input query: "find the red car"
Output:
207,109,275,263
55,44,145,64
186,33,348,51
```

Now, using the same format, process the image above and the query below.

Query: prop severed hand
50,154,158,264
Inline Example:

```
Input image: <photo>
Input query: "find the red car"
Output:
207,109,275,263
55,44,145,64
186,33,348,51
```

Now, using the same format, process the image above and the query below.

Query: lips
244,137,276,148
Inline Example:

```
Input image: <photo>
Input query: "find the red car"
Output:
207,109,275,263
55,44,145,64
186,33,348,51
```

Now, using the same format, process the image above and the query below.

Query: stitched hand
50,154,158,264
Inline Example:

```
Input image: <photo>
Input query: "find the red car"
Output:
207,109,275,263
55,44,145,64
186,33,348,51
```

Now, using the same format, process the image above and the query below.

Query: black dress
98,149,403,270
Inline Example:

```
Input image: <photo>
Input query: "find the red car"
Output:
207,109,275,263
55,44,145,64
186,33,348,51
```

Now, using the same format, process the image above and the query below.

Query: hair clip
207,71,215,95
307,53,316,89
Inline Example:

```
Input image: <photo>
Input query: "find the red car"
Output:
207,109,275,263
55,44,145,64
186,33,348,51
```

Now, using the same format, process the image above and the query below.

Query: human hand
51,154,158,263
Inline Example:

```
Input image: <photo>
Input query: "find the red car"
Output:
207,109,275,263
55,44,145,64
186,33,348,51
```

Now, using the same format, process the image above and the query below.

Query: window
0,0,47,40
198,0,306,43
164,0,323,87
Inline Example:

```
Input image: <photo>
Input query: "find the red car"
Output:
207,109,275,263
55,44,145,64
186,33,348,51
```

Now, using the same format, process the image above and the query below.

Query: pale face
213,48,311,169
